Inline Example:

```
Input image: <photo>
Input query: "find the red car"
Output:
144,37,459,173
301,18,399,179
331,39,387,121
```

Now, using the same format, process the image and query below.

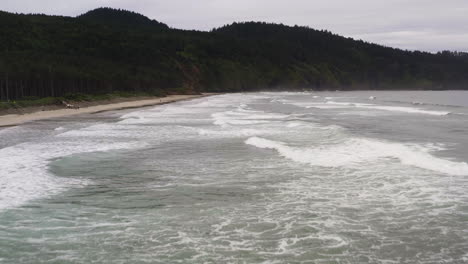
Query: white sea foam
284,99,451,115
3,92,468,262
3,97,243,210
213,118,270,126
0,129,142,211
245,137,468,176
284,101,349,109
286,122,303,128
212,109,288,127
119,107,211,125
285,121,343,132
119,107,192,124
58,123,144,138
119,95,255,125
306,104,349,109
197,128,272,137
324,101,450,115
326,101,373,107
362,105,450,115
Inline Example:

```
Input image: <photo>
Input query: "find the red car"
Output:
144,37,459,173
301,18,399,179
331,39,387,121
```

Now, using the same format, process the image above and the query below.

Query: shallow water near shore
1,91,468,263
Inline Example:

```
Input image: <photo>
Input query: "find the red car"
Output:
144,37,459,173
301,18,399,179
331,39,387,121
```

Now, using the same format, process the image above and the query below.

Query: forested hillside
0,7,467,100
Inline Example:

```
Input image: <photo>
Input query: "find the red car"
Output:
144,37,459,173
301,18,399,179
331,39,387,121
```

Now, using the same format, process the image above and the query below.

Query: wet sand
0,94,212,127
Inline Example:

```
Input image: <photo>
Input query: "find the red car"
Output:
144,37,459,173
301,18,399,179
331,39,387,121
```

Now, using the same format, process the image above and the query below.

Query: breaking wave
245,137,468,176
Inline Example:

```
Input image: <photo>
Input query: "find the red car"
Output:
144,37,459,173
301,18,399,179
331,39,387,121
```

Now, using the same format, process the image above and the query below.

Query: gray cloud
2,0,467,52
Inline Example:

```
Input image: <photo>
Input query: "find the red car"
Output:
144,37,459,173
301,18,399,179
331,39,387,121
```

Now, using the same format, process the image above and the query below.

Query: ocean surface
1,91,468,263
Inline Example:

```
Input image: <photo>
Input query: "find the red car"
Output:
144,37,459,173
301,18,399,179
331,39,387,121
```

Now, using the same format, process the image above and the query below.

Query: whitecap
0,139,141,211
211,110,288,127
324,101,450,116
245,137,468,176
197,128,272,137
285,99,451,116
0,119,148,211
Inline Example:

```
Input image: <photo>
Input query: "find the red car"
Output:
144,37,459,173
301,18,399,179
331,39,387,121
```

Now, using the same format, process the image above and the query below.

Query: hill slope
0,8,467,100
78,7,168,30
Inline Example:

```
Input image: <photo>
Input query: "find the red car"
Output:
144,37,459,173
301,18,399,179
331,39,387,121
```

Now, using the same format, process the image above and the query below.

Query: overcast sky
2,0,468,52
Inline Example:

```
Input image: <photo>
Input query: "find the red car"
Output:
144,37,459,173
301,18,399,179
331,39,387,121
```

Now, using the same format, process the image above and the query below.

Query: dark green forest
1,7,468,100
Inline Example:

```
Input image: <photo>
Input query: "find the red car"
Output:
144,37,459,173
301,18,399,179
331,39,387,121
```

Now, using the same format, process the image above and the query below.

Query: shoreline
0,94,214,127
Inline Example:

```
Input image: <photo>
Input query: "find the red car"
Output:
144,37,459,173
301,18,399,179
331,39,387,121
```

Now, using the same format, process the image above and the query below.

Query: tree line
0,7,467,101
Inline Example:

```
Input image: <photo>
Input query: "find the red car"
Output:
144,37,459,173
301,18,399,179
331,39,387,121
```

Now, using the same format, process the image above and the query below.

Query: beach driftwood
61,101,80,109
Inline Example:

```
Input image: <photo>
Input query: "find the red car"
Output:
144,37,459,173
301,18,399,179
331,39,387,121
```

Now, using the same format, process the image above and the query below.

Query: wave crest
245,137,468,176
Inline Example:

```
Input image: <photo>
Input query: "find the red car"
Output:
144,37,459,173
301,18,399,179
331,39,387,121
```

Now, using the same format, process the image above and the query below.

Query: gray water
1,91,468,263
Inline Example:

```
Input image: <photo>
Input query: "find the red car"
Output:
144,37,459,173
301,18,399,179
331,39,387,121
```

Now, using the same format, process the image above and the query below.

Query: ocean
1,91,468,263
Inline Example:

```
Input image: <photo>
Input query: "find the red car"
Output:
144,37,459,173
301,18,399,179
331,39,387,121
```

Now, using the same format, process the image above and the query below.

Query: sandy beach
0,94,211,127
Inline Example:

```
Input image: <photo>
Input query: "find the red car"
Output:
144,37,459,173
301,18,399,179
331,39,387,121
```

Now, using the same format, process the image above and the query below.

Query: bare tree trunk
0,79,3,101
49,67,54,97
5,72,9,101
13,80,17,100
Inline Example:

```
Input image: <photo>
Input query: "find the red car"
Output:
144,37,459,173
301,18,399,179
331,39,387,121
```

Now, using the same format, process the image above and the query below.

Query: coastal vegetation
0,91,159,110
0,7,467,102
